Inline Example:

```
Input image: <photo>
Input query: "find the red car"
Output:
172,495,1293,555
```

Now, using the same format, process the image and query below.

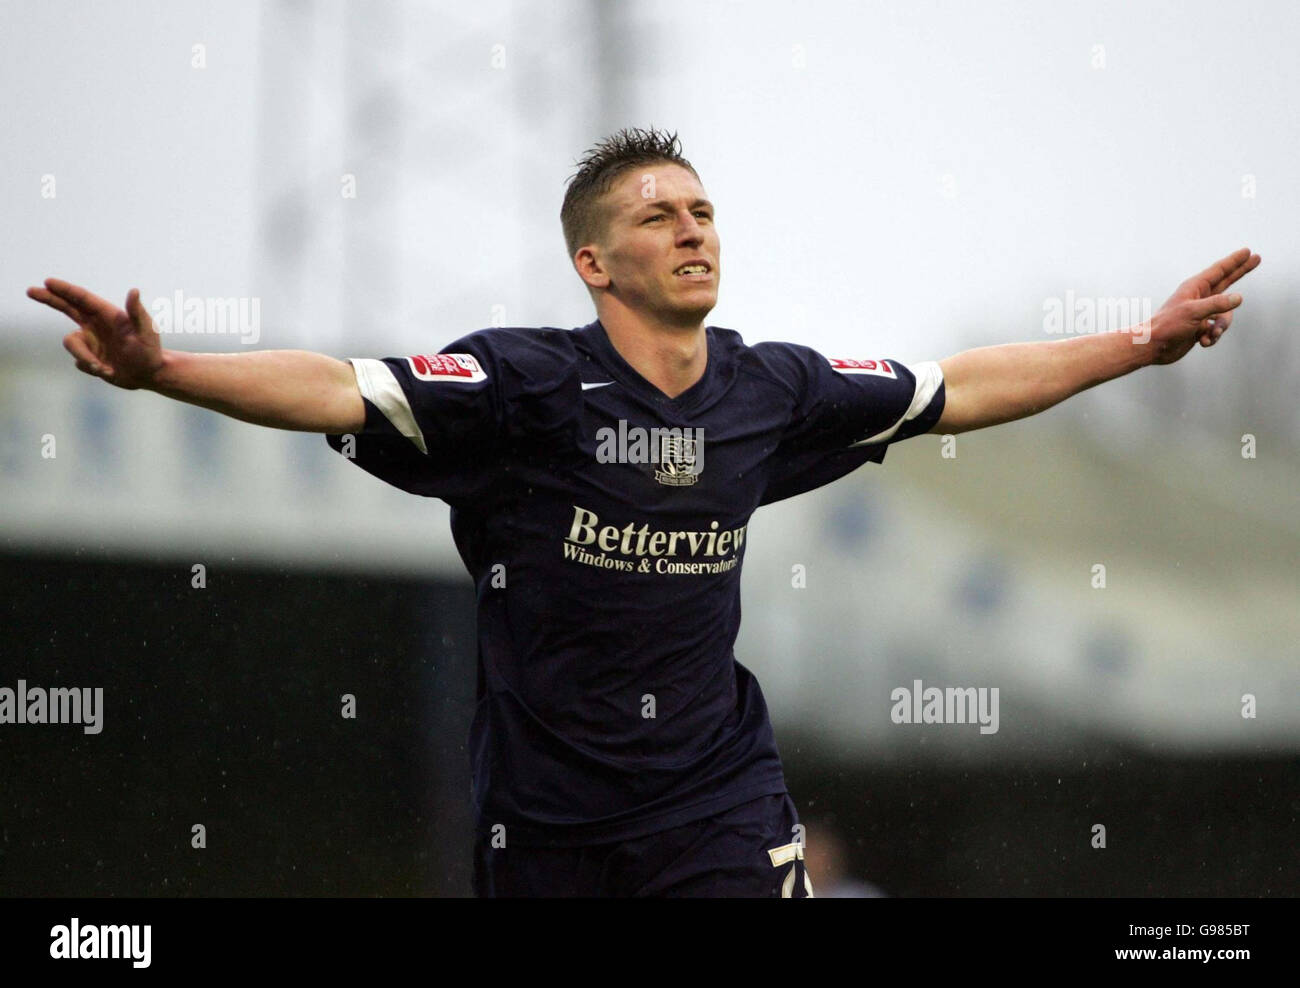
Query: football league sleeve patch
812,354,945,450
837,357,945,447
323,335,506,500
350,350,494,455
758,346,946,505
324,327,582,500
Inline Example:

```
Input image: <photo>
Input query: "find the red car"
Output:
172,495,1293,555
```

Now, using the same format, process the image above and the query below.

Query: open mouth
673,262,712,280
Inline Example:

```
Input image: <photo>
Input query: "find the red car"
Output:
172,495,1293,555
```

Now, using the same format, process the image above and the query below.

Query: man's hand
27,278,165,390
1146,247,1261,366
933,246,1265,434
28,276,364,432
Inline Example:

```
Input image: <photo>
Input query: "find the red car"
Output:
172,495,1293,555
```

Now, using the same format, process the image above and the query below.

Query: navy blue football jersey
326,320,944,845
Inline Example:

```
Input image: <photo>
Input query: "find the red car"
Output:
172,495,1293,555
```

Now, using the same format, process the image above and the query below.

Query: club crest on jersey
406,353,486,383
829,357,897,379
655,432,703,487
595,421,705,487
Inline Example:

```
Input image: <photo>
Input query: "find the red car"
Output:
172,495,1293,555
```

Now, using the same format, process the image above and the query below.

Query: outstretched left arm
932,247,1262,435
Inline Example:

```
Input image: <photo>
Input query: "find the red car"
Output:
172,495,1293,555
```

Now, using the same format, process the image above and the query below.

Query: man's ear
576,247,610,291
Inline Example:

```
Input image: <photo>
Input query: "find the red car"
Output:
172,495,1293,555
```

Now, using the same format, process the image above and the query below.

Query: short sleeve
757,344,945,505
324,327,579,501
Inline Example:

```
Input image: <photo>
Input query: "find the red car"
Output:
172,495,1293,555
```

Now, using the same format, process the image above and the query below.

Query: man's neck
597,307,708,400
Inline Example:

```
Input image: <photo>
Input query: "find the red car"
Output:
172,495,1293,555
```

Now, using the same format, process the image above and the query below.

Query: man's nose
675,213,704,244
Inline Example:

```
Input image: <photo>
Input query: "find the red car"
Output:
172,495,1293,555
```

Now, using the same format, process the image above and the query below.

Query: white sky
3,0,1295,365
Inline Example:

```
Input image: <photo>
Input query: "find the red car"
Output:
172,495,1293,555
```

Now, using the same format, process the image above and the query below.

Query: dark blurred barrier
0,550,477,896
787,747,1299,897
2,550,1295,897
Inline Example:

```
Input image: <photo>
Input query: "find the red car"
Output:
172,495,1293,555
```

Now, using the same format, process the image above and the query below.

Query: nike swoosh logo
581,381,614,390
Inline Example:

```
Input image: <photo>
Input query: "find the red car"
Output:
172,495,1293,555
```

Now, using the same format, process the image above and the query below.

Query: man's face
580,162,720,326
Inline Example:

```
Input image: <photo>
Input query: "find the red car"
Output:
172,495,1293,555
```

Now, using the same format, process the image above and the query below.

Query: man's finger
44,278,121,326
1214,310,1234,332
1211,252,1261,294
1191,247,1251,293
27,285,86,323
1189,292,1242,318
64,331,105,371
125,287,152,334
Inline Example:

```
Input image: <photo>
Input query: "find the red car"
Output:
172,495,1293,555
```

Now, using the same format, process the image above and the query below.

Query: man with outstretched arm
29,127,1260,898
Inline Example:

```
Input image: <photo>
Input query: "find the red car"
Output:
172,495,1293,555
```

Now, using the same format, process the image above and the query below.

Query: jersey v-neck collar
582,319,716,412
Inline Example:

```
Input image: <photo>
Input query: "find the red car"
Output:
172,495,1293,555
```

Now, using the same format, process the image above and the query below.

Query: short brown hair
560,127,700,261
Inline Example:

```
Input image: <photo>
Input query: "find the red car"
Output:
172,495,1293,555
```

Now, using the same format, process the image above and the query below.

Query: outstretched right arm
27,278,364,434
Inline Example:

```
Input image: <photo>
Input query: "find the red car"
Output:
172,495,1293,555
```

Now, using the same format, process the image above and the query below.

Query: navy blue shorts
473,793,814,898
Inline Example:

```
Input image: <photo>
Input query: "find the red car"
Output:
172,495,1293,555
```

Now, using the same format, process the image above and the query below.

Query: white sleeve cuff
349,358,429,454
850,360,944,447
